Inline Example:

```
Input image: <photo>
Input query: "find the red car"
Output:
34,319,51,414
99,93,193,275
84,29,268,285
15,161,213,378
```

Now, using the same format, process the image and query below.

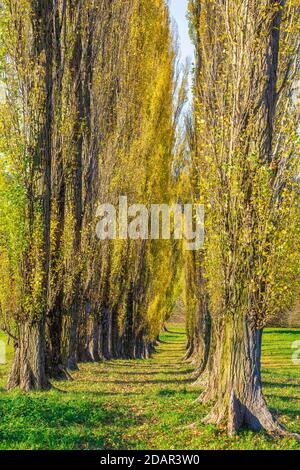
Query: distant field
0,326,299,450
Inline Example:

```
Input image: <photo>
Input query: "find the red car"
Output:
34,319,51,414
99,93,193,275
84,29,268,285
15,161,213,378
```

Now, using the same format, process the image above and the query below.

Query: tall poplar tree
189,0,300,437
0,0,54,390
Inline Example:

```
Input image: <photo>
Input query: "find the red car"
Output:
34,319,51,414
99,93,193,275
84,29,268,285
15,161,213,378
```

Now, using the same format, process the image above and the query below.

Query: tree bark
99,306,111,360
67,294,80,371
88,315,101,362
47,292,69,379
8,321,50,391
193,257,211,375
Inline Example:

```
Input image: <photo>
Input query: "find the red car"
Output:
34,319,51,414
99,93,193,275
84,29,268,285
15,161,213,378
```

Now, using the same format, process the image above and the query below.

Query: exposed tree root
192,361,208,381
183,342,194,361
192,371,209,390
66,358,79,371
163,325,172,333
202,390,300,441
48,365,73,381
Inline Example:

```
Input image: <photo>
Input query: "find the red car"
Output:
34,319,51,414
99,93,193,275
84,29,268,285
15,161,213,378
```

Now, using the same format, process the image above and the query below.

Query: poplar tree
189,0,300,437
0,0,54,390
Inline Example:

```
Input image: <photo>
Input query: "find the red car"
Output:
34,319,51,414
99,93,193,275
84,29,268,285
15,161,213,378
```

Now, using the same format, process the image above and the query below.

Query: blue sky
168,0,194,105
168,0,194,64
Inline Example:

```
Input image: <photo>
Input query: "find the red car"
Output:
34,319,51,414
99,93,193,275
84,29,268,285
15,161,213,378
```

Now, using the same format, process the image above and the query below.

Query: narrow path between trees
0,325,299,449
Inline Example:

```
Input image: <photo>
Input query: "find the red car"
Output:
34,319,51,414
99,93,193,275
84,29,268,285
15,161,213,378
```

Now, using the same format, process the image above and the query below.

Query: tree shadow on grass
265,394,300,403
263,381,300,389
157,388,197,398
104,370,192,377
105,362,184,370
69,390,139,397
264,329,300,335
106,378,193,385
269,405,300,421
0,394,142,450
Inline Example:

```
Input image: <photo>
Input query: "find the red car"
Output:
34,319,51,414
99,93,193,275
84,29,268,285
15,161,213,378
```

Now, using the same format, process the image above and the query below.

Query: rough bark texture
8,322,50,391
47,293,69,379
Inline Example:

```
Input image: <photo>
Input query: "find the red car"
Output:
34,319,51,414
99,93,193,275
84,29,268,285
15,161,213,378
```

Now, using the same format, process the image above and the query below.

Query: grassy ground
0,324,299,450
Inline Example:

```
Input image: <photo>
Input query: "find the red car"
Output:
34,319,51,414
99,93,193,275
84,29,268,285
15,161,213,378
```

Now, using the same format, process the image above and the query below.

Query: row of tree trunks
75,310,154,362
5,0,177,392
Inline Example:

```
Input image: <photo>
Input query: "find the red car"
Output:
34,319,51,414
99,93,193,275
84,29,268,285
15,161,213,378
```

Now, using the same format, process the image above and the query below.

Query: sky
168,0,194,106
168,0,194,65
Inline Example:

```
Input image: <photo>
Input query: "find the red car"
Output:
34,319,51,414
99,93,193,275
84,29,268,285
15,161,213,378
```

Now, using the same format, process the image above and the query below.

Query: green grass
0,325,299,450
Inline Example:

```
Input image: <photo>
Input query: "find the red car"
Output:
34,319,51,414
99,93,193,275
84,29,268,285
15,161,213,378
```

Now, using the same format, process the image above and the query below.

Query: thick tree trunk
201,315,299,439
8,321,50,391
47,293,69,379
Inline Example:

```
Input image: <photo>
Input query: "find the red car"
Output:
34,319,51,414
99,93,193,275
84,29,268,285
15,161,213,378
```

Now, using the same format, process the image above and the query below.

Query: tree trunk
8,0,54,391
47,292,69,379
66,4,84,370
8,321,50,391
192,303,211,381
193,258,211,375
110,307,121,358
66,296,80,371
122,287,135,359
99,307,111,360
77,306,94,363
88,315,100,362
194,308,211,376
46,0,67,381
202,315,299,439
183,337,194,361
